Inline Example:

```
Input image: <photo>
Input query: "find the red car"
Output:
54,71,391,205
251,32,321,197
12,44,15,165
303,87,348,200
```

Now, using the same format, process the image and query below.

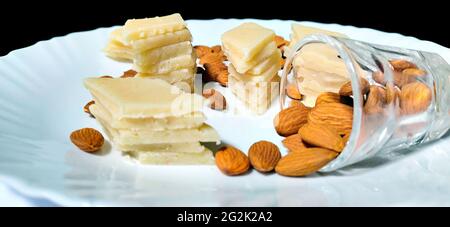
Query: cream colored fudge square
221,22,275,62
89,104,205,130
130,29,192,52
136,68,195,84
103,28,133,61
100,120,220,145
247,50,281,75
125,147,214,165
134,41,193,67
84,78,204,119
228,63,280,83
229,75,280,115
134,52,196,74
121,13,186,44
118,142,205,153
289,24,347,48
229,74,280,103
225,42,278,74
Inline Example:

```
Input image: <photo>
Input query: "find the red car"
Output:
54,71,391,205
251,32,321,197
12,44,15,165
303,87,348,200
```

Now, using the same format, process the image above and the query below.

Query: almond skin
298,123,345,152
70,128,104,153
282,134,307,152
215,146,250,176
394,68,427,88
121,69,137,78
399,81,432,115
364,85,386,115
274,104,310,137
315,92,341,105
194,45,212,58
83,100,95,118
248,141,281,172
339,78,370,97
286,84,302,100
385,82,398,105
389,59,417,71
275,148,338,177
307,102,353,136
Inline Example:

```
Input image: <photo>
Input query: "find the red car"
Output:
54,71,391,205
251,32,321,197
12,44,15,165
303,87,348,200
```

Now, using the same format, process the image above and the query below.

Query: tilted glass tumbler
280,34,450,172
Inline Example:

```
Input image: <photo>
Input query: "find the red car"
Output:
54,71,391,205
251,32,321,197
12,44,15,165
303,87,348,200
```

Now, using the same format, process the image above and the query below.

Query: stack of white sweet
104,13,196,91
221,23,282,115
84,77,219,164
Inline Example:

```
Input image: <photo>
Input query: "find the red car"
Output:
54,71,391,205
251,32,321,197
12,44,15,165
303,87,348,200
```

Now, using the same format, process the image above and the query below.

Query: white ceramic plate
1,19,450,206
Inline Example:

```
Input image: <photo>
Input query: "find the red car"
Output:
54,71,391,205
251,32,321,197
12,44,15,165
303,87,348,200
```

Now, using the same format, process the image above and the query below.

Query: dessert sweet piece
84,77,220,165
103,13,196,92
287,24,350,107
221,23,282,114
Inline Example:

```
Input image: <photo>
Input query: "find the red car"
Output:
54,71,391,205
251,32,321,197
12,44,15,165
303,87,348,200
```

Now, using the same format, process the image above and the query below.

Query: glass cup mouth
280,34,395,172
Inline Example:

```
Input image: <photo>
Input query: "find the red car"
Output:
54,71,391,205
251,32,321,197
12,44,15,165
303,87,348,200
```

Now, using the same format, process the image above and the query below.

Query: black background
0,0,448,56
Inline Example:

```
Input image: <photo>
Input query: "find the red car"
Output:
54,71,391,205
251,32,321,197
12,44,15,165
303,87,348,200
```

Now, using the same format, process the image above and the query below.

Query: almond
215,146,250,176
99,75,113,79
248,141,281,172
394,68,427,88
389,59,417,71
70,128,104,153
274,35,289,48
286,84,302,100
282,134,307,152
121,69,137,78
200,52,226,65
289,100,303,107
364,85,386,115
83,100,95,118
202,89,227,111
275,148,338,177
339,78,370,96
211,45,222,54
194,45,212,58
307,102,353,135
385,82,398,105
299,123,345,152
274,105,310,137
216,70,229,87
372,71,385,85
315,92,341,105
399,81,432,115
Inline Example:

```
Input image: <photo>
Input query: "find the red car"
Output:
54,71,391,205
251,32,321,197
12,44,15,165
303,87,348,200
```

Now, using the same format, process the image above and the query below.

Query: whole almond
274,104,310,137
339,78,370,97
364,85,386,115
282,134,307,152
372,71,386,85
70,128,104,153
202,89,227,110
286,84,302,100
394,68,427,88
299,123,345,152
399,81,432,115
248,141,281,172
389,59,417,71
385,82,398,105
216,70,229,87
308,102,353,135
84,100,95,118
315,92,341,105
275,148,338,177
215,146,250,176
194,45,212,58
121,69,137,78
